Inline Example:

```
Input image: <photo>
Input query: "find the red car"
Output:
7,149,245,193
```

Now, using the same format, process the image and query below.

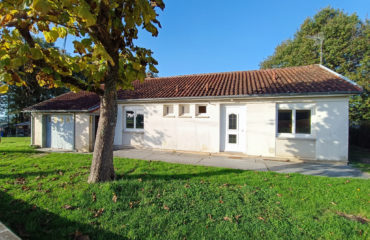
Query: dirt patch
336,211,369,224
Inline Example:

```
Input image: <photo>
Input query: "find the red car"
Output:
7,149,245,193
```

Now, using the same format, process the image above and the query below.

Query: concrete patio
114,148,369,179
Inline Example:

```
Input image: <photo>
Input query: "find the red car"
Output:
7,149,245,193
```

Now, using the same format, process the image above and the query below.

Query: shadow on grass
0,171,57,179
0,149,37,154
0,191,123,240
117,168,245,181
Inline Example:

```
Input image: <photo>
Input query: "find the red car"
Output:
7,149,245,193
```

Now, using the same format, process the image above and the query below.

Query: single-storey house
25,65,362,162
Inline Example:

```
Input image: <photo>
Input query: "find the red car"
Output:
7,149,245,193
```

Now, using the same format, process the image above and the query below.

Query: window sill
195,115,210,118
276,134,316,140
179,115,192,118
163,115,175,118
123,129,144,134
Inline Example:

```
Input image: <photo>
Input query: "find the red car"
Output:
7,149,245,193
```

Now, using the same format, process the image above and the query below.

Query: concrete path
0,222,21,240
114,149,369,179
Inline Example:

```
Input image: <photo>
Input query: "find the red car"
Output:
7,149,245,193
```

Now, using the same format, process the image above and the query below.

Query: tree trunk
88,74,117,183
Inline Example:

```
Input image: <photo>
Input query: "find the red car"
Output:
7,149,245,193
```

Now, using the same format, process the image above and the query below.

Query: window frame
163,104,175,117
124,106,144,132
179,104,191,117
195,104,209,117
277,106,314,139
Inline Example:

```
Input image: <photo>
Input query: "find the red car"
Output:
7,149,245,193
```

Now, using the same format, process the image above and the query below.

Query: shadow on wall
49,115,74,150
124,107,168,148
282,101,347,161
0,191,121,239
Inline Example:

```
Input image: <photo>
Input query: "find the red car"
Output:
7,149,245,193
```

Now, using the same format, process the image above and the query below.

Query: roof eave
117,91,361,103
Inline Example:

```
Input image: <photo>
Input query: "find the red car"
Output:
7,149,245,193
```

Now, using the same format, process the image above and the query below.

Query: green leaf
43,30,59,43
55,27,67,38
0,56,11,68
0,72,11,83
30,48,43,60
32,0,52,14
149,64,158,73
78,6,96,27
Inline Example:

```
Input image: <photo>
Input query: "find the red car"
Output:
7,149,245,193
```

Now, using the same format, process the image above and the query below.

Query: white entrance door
221,105,246,152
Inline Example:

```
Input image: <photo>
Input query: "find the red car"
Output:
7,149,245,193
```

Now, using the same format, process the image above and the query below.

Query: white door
221,105,246,152
50,115,74,150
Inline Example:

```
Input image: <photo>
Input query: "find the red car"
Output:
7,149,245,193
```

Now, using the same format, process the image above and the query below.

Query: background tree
0,38,68,136
0,0,165,183
260,7,369,123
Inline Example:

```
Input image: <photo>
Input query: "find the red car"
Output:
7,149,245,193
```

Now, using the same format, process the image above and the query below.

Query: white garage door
46,115,74,150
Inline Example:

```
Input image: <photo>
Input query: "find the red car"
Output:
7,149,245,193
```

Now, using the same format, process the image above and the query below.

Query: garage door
46,115,74,150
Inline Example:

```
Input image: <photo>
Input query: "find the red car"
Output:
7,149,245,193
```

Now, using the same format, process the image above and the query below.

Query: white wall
33,113,43,146
99,96,350,162
75,114,90,152
119,103,220,152
245,103,276,157
315,98,349,161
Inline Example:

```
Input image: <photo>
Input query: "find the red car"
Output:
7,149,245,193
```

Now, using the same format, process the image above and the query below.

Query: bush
349,121,370,149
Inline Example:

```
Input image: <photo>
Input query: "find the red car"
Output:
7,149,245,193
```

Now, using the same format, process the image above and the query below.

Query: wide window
278,109,311,134
124,107,144,131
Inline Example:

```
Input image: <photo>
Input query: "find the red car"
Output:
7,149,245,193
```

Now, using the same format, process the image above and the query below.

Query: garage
46,114,74,150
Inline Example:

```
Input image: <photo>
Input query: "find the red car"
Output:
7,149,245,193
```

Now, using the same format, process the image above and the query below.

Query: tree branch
16,25,104,95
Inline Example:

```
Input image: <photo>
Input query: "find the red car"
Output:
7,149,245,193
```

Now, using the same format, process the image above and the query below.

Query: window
179,104,190,116
228,134,237,144
126,111,135,129
198,106,207,114
196,104,208,116
228,114,237,130
136,113,144,129
277,109,311,134
163,105,174,116
296,110,311,134
124,107,144,131
278,110,292,133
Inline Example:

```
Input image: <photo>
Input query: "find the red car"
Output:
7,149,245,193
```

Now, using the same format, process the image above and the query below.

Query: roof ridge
144,64,318,80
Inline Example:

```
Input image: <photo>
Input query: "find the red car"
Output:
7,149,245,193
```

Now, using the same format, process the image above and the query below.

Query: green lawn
0,138,369,240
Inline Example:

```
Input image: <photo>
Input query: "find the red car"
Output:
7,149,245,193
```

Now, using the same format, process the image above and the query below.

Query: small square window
163,105,174,116
196,105,207,116
179,104,190,116
228,134,237,144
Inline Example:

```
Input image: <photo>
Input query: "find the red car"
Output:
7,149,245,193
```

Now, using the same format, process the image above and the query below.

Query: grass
0,137,369,240
349,145,370,173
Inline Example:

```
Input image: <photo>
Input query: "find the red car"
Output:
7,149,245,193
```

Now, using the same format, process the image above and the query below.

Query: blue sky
58,0,369,77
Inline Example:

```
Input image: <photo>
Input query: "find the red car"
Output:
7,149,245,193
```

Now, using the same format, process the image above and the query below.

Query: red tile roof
26,65,362,111
24,91,100,111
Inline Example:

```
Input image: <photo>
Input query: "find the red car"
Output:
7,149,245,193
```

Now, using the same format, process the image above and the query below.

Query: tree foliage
0,0,163,93
0,0,165,183
260,7,369,123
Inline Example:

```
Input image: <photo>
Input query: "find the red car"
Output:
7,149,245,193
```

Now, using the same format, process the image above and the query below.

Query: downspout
73,113,76,151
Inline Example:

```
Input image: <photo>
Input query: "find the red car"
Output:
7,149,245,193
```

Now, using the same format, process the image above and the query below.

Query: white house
25,65,362,162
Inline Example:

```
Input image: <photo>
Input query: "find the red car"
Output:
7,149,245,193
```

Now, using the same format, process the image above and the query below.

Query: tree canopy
260,7,369,123
0,0,163,94
0,0,165,183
